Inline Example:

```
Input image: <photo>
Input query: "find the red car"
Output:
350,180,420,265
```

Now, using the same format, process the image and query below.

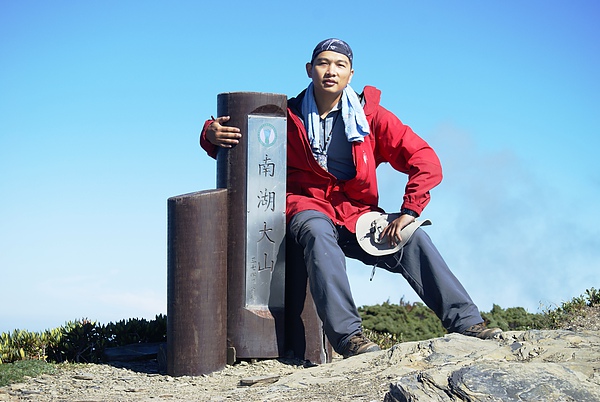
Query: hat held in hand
356,211,432,256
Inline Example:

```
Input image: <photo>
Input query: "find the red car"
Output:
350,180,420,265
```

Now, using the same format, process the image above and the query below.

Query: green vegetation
542,287,600,328
0,359,56,387
1,315,166,365
0,289,598,387
482,305,550,331
359,298,446,345
360,288,599,349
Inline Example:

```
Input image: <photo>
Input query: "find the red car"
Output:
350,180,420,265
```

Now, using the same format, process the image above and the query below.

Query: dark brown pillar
217,92,330,364
216,92,287,359
166,189,227,376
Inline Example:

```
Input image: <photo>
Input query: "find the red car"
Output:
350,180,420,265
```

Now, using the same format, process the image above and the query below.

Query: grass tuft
0,359,56,387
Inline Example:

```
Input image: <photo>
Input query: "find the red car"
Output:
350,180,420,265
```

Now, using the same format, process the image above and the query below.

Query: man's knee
289,210,338,245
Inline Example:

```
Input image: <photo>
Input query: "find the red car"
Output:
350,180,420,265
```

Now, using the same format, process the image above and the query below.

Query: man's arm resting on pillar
199,116,242,159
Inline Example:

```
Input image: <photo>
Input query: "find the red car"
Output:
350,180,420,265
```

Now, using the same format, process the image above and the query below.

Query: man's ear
305,62,313,78
348,68,354,83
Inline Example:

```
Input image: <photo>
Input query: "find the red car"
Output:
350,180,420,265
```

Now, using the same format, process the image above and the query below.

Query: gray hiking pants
287,210,483,353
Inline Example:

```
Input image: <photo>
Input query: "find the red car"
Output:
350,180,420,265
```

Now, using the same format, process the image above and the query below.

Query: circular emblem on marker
258,123,277,147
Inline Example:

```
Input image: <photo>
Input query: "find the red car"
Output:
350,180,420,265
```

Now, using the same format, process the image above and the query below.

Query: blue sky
1,1,598,333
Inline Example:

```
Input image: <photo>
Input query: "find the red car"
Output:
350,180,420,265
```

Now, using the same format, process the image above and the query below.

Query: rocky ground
1,306,599,402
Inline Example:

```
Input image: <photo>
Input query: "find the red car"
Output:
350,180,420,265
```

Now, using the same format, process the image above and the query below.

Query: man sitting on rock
200,38,502,358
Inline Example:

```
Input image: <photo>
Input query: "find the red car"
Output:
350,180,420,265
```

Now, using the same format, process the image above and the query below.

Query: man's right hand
205,116,242,148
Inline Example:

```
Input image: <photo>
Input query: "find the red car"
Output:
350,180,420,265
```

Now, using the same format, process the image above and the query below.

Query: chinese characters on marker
245,116,286,307
257,155,276,272
259,154,275,177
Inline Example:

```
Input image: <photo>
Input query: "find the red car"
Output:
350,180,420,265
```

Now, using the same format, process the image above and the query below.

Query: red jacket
200,85,443,233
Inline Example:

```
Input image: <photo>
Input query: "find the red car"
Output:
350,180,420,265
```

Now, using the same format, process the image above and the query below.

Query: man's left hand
380,214,416,247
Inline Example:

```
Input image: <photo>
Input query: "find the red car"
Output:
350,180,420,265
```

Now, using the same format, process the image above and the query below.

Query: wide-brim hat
356,211,432,256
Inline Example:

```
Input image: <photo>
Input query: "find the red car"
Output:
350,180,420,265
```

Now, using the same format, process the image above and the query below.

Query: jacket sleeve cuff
199,118,219,159
400,208,419,218
401,203,423,217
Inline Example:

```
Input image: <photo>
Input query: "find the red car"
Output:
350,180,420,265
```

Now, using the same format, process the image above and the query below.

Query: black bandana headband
310,38,353,65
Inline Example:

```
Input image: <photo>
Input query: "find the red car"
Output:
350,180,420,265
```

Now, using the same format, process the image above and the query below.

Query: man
200,38,501,358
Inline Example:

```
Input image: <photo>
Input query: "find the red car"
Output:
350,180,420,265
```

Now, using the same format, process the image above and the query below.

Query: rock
450,362,598,401
72,373,95,380
383,330,600,402
239,374,280,386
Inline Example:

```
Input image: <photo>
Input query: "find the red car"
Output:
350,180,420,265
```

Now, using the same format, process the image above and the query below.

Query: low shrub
542,287,599,329
359,288,600,348
0,315,166,364
481,305,550,331
359,298,446,343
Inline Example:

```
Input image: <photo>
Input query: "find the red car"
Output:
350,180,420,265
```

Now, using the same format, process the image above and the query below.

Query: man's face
306,51,354,98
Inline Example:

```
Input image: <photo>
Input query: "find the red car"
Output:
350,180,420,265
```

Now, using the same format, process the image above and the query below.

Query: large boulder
384,330,600,401
271,330,600,401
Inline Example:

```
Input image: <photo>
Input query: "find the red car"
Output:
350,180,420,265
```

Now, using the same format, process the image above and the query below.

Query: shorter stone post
166,189,228,376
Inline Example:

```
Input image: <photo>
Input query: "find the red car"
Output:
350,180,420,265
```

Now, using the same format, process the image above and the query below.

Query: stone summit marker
215,92,288,361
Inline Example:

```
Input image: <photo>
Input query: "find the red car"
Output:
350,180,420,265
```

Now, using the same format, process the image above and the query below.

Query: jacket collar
360,85,381,116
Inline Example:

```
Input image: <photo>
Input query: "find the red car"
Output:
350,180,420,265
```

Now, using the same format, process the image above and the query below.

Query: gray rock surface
382,330,600,401
1,330,599,401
